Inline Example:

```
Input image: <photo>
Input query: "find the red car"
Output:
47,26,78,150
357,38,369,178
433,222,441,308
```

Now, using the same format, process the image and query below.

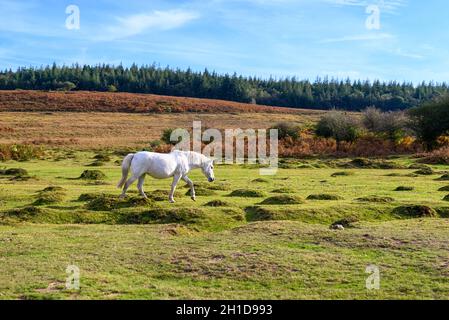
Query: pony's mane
175,150,210,167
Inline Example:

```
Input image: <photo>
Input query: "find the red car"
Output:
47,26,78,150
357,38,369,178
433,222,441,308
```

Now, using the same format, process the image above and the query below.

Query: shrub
362,107,409,141
161,128,183,145
260,195,304,205
270,122,300,140
409,97,449,150
0,144,44,161
315,110,361,151
418,147,449,165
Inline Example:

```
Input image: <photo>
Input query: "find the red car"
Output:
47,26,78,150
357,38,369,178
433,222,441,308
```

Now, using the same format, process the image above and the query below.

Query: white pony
117,150,215,203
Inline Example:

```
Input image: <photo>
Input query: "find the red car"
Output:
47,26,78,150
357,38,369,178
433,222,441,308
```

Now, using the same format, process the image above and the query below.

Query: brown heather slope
0,90,319,114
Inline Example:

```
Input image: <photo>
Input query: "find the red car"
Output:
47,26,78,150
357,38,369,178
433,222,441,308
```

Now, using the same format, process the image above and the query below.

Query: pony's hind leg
120,175,139,199
137,175,148,199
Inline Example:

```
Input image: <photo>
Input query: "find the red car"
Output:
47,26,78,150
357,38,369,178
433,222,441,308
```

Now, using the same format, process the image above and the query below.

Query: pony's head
201,159,215,182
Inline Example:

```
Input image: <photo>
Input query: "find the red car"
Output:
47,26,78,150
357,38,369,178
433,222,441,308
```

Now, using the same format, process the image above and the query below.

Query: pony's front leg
183,175,196,201
169,174,182,203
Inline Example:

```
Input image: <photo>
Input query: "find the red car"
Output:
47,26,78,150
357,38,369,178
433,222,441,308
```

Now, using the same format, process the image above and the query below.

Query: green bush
0,144,44,161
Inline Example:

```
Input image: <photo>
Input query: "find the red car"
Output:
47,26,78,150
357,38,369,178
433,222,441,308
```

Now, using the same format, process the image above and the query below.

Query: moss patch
204,200,231,207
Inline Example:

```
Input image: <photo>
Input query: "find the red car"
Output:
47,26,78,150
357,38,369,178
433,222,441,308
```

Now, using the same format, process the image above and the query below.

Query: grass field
1,151,449,299
0,111,322,149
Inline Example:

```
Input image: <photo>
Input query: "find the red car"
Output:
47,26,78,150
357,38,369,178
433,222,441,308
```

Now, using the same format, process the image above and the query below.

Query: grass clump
185,187,216,197
204,200,231,207
88,160,105,167
143,208,205,224
260,195,304,205
356,196,395,203
252,178,270,183
438,186,449,192
222,208,245,221
3,206,43,219
0,168,29,176
94,154,111,162
86,194,156,211
331,171,355,177
33,186,66,205
393,205,437,218
229,189,267,198
79,170,106,180
307,194,343,201
443,195,449,202
436,174,449,181
395,186,414,191
414,167,434,175
149,190,181,201
271,187,295,194
331,216,359,228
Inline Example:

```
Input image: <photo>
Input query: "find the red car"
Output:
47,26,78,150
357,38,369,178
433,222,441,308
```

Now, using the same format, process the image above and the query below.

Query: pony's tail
117,153,134,188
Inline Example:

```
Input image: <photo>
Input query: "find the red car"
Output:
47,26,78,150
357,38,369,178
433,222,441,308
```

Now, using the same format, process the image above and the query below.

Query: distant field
0,111,323,149
1,152,449,299
0,90,318,113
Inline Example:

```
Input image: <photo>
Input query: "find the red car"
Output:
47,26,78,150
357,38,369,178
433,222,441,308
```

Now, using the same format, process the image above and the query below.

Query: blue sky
0,0,448,83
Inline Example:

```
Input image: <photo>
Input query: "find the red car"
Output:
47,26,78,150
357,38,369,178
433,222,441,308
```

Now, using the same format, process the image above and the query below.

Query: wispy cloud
325,0,406,13
97,9,200,41
320,33,395,43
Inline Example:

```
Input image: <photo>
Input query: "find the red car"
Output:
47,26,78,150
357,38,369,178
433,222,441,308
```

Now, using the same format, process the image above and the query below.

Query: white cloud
324,0,406,13
320,33,395,43
98,9,200,41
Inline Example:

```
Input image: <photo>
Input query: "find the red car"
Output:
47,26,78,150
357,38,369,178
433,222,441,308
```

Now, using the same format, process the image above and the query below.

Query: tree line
1,63,448,111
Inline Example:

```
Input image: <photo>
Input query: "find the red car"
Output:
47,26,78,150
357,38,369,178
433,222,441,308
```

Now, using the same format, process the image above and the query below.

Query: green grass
1,152,449,299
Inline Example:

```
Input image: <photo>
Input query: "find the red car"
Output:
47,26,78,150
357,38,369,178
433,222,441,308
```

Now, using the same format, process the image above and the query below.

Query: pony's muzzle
208,177,215,182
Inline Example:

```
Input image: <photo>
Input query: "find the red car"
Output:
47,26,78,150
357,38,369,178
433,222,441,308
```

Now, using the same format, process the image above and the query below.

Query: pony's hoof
169,199,175,203
191,196,196,201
